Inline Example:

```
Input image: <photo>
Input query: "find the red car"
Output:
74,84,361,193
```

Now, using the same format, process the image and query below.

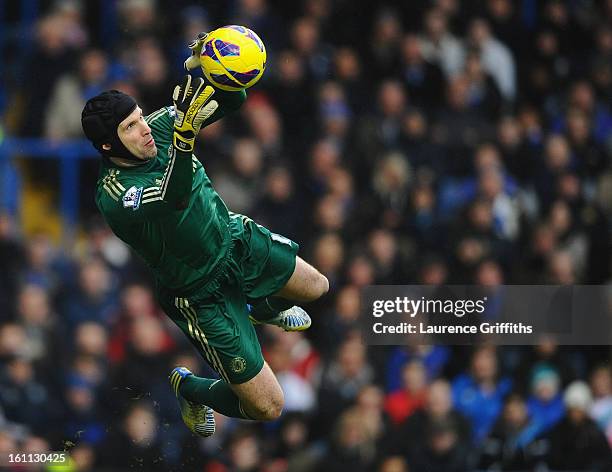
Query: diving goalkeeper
81,35,328,437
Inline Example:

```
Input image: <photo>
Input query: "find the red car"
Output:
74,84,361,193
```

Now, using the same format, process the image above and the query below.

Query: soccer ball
200,25,267,91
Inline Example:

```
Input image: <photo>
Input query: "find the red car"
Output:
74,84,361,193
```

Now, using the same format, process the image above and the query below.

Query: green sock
179,375,254,420
249,297,294,321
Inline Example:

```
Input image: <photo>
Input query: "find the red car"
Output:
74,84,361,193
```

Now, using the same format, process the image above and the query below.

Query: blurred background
0,0,612,470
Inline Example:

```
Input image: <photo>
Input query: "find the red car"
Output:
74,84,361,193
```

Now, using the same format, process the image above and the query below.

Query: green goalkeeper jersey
95,90,246,295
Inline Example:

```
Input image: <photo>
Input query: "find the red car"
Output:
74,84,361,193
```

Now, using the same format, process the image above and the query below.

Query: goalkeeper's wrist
173,130,195,153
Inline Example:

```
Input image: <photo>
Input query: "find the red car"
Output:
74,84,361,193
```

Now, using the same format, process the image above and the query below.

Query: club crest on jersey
230,357,247,374
122,186,143,211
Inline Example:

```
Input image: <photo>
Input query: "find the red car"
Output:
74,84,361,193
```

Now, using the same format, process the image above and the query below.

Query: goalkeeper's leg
274,256,330,302
169,362,283,437
170,361,282,422
164,286,286,435
248,256,329,330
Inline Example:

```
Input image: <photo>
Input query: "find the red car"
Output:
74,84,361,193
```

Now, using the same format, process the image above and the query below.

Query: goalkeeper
81,34,328,436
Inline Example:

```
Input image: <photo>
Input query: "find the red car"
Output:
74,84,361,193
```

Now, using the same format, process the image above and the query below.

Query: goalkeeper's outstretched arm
182,31,248,127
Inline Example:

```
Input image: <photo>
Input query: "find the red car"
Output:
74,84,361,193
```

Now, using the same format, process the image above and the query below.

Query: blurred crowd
1,0,612,470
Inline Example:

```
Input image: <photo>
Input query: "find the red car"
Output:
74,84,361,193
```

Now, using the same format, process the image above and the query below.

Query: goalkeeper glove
172,75,218,153
184,32,208,71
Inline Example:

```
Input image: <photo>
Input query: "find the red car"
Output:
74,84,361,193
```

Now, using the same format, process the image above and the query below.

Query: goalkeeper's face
116,106,157,160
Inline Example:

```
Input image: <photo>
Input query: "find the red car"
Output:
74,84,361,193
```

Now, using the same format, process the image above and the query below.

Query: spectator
516,339,580,391
407,417,471,472
96,401,166,470
387,379,471,456
321,284,361,348
546,381,612,471
332,47,368,114
224,428,263,472
452,345,512,441
400,109,444,173
385,345,451,392
315,336,375,437
22,233,67,293
0,357,55,435
317,81,352,146
566,107,609,180
116,0,160,44
353,82,408,185
290,16,333,81
61,257,119,326
0,214,26,319
590,365,612,447
369,152,412,230
108,283,165,363
310,233,344,289
367,229,403,284
68,443,96,471
230,0,284,52
496,115,537,184
378,455,409,472
434,75,493,171
243,94,284,158
133,38,175,112
266,339,316,413
110,315,176,405
318,406,379,472
406,180,441,248
399,33,445,110
384,359,428,425
268,49,316,151
270,412,320,470
467,17,516,101
478,166,521,241
420,8,465,78
16,284,60,364
253,166,303,241
0,324,28,359
478,393,548,470
485,0,526,55
44,49,110,140
367,9,403,81
463,50,502,120
18,14,77,137
213,138,264,214
345,255,376,288
63,371,105,445
81,216,133,273
526,365,565,438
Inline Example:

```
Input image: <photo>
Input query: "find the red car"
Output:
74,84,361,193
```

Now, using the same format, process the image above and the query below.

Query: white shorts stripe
175,298,230,382
186,305,229,382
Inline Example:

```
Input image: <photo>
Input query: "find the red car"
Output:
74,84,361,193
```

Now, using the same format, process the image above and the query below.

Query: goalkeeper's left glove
184,32,208,71
172,74,218,152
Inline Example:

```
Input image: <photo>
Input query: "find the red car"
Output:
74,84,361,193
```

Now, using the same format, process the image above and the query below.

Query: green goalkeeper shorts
158,213,299,384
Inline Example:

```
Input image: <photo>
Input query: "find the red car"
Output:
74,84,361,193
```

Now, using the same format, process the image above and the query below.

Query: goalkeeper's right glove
184,32,208,71
172,74,218,153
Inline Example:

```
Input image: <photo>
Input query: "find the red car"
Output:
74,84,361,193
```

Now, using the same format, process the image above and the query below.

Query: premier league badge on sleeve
122,186,143,211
